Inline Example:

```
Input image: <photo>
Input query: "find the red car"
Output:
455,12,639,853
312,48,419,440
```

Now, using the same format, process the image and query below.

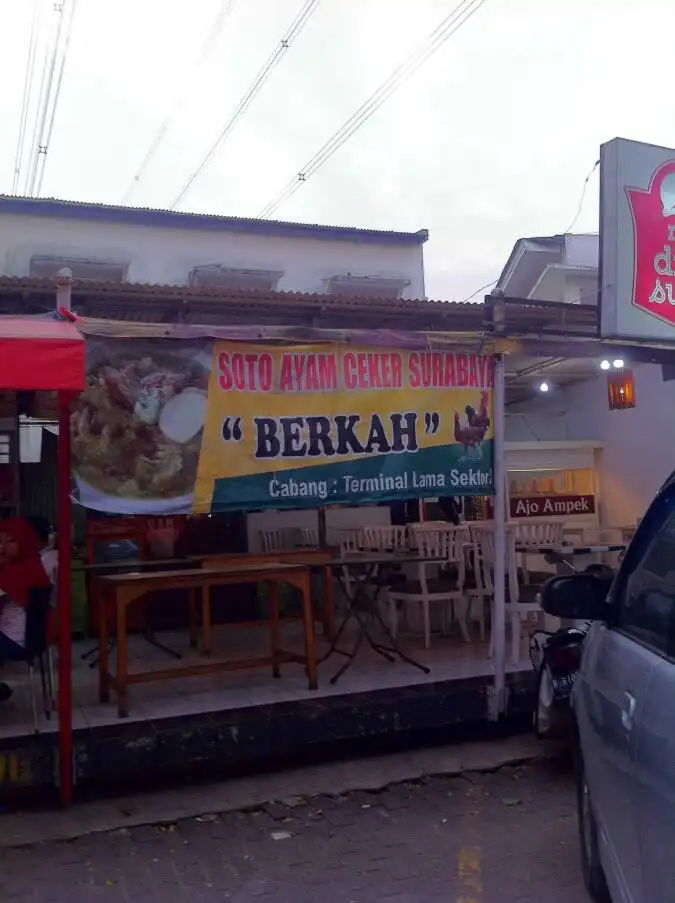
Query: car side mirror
539,574,610,621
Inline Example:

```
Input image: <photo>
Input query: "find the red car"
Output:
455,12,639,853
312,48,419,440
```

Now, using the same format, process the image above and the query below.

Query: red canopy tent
0,317,85,804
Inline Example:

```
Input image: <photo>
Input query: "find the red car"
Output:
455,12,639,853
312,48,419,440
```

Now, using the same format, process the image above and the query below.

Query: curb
0,736,558,849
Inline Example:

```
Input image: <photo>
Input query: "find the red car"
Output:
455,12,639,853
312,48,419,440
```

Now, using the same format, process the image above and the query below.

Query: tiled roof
0,276,484,329
0,275,476,309
0,196,429,245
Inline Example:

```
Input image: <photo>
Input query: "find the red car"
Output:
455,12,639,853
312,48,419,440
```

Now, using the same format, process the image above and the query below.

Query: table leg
98,589,110,703
268,581,281,678
116,595,129,718
322,565,335,638
202,583,212,655
188,588,199,648
300,571,317,690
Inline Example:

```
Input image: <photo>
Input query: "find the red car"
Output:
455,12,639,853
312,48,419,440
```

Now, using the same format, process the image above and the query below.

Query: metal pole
56,393,73,804
490,353,507,720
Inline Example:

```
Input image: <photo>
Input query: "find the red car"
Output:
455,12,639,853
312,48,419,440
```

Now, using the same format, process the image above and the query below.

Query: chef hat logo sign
660,171,675,217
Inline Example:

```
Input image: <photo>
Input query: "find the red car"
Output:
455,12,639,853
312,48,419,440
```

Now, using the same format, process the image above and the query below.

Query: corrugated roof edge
497,234,566,289
0,276,478,308
0,195,429,245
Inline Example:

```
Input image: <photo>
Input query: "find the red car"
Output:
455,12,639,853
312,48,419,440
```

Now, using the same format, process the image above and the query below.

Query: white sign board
600,137,675,340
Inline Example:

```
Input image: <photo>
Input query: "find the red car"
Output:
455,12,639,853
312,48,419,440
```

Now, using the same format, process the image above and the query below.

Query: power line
458,278,497,303
34,0,79,196
12,0,43,195
170,0,322,210
24,2,60,196
258,0,489,219
25,0,78,197
564,158,599,234
121,0,237,205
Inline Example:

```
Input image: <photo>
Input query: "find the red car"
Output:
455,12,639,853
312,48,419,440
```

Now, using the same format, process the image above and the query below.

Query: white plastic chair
361,525,409,552
386,526,467,649
259,528,299,552
472,525,542,663
461,541,488,642
299,527,320,547
512,521,565,584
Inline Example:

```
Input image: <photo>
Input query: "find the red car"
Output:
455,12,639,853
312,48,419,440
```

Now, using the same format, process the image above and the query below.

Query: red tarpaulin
0,318,84,390
0,316,85,805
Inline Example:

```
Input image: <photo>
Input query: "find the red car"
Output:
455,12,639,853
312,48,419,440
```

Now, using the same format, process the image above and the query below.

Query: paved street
3,760,588,902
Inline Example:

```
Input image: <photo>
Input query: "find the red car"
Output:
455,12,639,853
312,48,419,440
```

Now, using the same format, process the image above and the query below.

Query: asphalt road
3,760,589,902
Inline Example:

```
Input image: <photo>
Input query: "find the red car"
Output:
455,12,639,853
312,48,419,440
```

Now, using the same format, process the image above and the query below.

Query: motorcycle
529,563,615,741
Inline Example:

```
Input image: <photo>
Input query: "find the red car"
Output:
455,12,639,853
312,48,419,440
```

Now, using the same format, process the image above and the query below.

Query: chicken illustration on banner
454,390,491,459
194,343,495,513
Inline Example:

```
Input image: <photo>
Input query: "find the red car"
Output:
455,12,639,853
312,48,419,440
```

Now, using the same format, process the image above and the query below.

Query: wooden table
83,558,200,662
97,561,316,717
74,558,193,573
192,547,336,641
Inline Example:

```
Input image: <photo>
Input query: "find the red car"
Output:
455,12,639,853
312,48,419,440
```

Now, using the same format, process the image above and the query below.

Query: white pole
491,352,507,720
55,267,73,312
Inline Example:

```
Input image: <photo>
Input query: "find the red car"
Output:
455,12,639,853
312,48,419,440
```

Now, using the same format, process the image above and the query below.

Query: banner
70,338,494,514
194,343,494,512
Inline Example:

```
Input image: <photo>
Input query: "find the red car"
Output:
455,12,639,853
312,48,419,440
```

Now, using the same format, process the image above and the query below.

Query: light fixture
612,358,625,369
607,369,636,410
538,381,550,393
600,360,611,370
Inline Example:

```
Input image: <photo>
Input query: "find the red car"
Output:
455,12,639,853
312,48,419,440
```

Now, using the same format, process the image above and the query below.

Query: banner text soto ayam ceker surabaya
194,344,495,513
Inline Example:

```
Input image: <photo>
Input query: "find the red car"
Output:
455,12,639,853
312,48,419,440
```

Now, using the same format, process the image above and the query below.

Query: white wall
508,363,675,526
0,213,425,297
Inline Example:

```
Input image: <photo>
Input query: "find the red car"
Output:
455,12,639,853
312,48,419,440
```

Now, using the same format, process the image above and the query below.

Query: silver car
540,478,675,903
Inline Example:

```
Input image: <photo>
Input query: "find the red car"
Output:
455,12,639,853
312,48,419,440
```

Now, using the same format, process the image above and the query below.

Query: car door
577,625,653,903
575,489,675,903
626,497,675,902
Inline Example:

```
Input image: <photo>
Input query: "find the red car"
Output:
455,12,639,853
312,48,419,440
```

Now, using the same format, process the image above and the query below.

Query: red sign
510,495,596,519
627,159,675,325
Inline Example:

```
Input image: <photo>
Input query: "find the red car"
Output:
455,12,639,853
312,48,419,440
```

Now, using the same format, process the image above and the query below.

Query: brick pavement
2,761,589,903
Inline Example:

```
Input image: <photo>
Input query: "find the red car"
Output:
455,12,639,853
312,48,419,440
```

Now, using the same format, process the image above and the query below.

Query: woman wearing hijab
0,518,52,703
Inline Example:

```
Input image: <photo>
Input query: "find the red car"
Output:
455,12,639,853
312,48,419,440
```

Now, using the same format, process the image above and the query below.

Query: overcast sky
0,0,672,301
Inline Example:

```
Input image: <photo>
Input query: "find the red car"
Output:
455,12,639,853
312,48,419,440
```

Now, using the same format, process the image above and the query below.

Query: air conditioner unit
30,256,128,282
189,265,283,291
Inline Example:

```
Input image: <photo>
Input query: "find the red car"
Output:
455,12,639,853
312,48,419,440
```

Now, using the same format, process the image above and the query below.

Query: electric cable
121,0,236,205
34,0,79,197
564,158,599,234
170,0,322,209
12,0,42,195
258,0,489,219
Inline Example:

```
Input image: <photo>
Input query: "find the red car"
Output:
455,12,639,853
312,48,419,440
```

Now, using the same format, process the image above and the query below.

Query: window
30,256,128,282
616,493,675,654
325,275,409,298
188,266,282,291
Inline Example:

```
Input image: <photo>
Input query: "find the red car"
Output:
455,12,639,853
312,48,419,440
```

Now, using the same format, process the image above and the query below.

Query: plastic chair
386,526,467,648
18,587,55,729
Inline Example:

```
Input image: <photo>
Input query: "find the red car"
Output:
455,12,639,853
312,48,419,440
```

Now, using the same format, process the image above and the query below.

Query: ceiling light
538,381,550,393
600,360,611,370
612,359,625,369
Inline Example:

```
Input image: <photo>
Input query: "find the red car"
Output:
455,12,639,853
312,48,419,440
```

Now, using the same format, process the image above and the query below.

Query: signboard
600,137,675,339
70,338,495,515
510,494,596,519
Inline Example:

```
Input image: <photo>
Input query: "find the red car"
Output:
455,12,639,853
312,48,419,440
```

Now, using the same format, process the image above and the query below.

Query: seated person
0,519,52,703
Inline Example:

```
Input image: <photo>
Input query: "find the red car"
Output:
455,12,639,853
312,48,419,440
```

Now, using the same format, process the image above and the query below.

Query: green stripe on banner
209,440,494,512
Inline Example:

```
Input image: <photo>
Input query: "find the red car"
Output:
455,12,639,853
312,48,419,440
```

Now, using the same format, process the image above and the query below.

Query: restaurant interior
0,401,631,744
0,288,645,810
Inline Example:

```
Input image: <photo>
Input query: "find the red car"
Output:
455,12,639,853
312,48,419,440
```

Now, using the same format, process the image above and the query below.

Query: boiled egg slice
159,388,208,444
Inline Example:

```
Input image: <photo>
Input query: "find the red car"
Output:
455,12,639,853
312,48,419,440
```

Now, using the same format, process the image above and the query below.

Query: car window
617,502,675,654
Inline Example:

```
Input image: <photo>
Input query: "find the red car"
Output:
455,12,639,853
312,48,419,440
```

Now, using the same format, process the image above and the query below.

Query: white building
0,196,428,298
499,232,675,528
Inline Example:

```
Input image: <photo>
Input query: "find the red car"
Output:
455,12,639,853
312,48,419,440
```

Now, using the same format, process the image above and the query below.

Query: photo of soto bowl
71,344,211,513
